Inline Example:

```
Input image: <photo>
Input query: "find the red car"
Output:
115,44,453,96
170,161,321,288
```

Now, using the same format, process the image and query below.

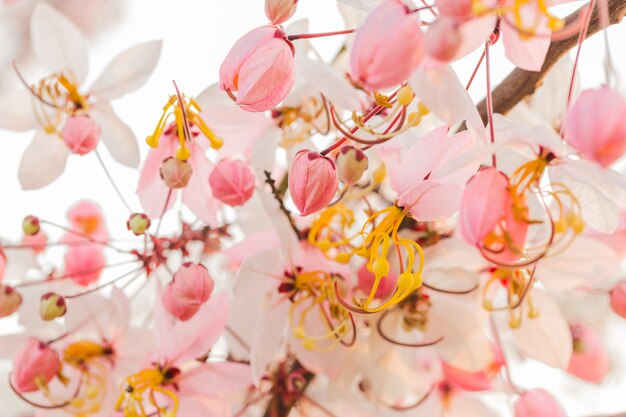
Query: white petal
234,248,284,298
296,57,362,111
91,102,139,168
511,290,572,369
410,65,485,141
250,301,289,385
549,162,622,233
30,3,89,83
18,131,69,189
0,90,38,131
90,40,162,100
538,237,620,290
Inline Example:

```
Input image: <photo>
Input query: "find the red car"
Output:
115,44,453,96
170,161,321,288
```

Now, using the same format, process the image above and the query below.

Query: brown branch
477,0,626,124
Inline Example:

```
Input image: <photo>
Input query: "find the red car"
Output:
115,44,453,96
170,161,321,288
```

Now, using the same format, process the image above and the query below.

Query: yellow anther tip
293,326,306,339
146,136,159,148
302,339,316,350
335,252,351,264
397,86,413,106
176,146,191,161
528,310,540,319
508,318,521,329
211,137,224,150
371,257,390,278
417,102,430,116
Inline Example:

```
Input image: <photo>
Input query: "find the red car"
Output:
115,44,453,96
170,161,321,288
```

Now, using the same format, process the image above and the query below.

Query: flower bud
265,0,298,24
12,338,61,392
350,0,423,90
209,159,256,207
567,323,609,383
61,115,101,155
160,157,193,189
64,244,105,286
0,285,22,318
563,86,626,167
424,16,462,62
336,146,368,185
39,292,66,321
22,215,40,236
458,168,509,245
515,389,568,417
127,213,151,235
220,26,295,112
162,263,214,321
610,281,626,318
289,150,338,216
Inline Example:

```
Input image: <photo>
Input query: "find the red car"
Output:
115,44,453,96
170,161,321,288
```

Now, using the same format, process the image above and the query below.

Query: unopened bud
127,213,151,236
336,146,368,185
265,0,298,25
160,157,192,189
0,285,22,318
610,281,626,319
22,215,40,236
39,293,66,321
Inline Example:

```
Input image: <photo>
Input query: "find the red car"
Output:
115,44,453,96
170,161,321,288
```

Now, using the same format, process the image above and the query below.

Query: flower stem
288,29,355,41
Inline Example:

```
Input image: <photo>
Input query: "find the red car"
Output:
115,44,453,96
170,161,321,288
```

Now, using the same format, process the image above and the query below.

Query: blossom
162,263,215,321
349,0,424,90
209,159,256,207
0,3,162,189
220,25,295,112
288,150,339,216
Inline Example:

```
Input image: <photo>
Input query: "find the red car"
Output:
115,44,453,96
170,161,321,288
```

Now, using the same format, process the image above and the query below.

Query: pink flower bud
64,244,105,286
515,389,568,417
61,115,101,155
567,323,609,383
127,213,151,235
12,338,60,393
563,86,626,167
610,281,626,318
209,159,256,207
220,26,295,112
350,0,423,90
424,16,462,62
357,262,396,299
22,215,40,236
0,285,22,318
288,150,339,216
39,292,67,321
265,0,298,25
160,157,193,189
458,168,509,246
162,263,214,321
336,146,368,185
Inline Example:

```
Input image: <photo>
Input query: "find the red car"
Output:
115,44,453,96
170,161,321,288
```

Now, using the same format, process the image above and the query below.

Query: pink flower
563,86,626,167
459,168,509,246
12,338,61,392
610,281,626,319
64,244,106,286
163,263,215,321
435,0,473,19
288,150,338,216
138,123,221,226
515,389,568,417
66,200,109,241
349,0,423,90
0,285,22,318
265,0,298,24
567,323,609,383
220,26,295,112
61,115,101,155
209,159,256,207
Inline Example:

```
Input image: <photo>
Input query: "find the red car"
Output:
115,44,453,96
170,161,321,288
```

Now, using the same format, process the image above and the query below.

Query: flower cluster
1,1,626,417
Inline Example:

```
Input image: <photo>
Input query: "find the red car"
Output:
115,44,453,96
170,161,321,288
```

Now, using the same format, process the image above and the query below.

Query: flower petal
18,132,69,190
30,3,89,83
90,40,162,100
0,90,38,132
90,102,140,168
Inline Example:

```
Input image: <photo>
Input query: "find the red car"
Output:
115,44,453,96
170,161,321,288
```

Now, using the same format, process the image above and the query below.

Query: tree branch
477,0,626,124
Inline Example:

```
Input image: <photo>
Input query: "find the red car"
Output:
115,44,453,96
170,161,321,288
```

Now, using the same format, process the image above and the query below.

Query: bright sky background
1,1,626,416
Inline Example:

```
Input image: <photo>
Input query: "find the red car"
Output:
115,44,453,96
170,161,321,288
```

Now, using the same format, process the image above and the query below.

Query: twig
476,0,626,123
263,171,303,240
